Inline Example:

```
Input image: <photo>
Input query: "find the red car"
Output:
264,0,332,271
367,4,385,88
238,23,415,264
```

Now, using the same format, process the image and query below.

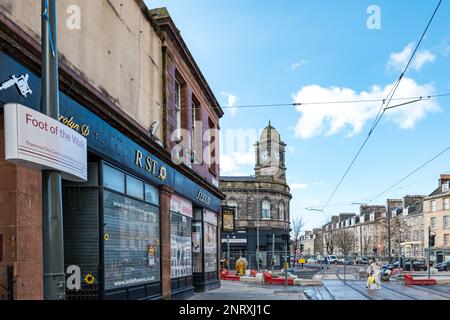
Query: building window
431,217,437,230
279,202,285,221
175,80,182,139
444,216,449,229
208,117,217,175
191,101,199,161
126,175,144,200
227,199,238,219
431,200,437,212
414,231,419,242
262,200,271,220
103,190,160,290
444,234,450,246
103,164,125,193
444,198,449,210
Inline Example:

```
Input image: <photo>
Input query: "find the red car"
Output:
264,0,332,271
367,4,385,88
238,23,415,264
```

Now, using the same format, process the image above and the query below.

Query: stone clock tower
255,121,286,183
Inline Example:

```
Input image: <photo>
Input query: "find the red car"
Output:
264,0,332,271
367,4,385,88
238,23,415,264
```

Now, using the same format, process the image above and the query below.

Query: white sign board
170,194,193,218
4,103,87,182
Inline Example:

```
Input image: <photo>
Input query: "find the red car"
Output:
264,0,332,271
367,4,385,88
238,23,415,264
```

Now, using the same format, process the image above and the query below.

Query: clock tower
255,121,286,182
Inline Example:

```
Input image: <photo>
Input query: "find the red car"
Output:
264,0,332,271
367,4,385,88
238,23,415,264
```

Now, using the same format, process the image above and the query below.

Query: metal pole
428,226,431,279
272,233,275,271
388,210,391,264
398,227,401,273
41,0,66,300
256,185,259,271
227,234,230,270
284,230,288,287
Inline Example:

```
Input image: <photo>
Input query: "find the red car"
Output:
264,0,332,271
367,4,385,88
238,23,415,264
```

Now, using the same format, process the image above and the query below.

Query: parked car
389,258,428,271
344,258,355,265
355,257,369,265
307,257,319,264
436,260,450,272
327,255,338,264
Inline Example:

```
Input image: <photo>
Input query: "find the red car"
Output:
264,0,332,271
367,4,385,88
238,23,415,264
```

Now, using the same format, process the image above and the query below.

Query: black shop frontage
0,51,222,300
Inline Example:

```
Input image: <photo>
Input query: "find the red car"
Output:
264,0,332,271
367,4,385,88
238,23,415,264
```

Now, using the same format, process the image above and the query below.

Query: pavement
191,265,450,300
189,281,306,300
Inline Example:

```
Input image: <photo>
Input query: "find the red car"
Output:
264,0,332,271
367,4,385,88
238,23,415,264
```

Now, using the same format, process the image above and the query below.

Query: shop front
0,50,222,300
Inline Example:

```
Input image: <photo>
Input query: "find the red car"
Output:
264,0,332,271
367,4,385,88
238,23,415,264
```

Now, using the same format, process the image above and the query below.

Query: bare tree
290,217,305,266
324,232,336,255
335,230,356,256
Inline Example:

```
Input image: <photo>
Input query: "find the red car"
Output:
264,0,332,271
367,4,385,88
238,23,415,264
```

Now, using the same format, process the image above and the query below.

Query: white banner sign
4,103,87,182
170,194,193,218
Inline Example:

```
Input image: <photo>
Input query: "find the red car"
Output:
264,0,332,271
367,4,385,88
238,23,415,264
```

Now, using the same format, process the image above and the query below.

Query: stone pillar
159,185,173,300
0,112,43,300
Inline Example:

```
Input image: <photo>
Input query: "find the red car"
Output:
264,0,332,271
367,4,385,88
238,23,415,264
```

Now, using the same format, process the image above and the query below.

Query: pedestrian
373,261,382,290
324,255,329,272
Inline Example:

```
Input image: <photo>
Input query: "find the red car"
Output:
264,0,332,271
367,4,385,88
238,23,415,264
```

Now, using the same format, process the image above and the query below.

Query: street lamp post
256,184,260,271
41,0,66,300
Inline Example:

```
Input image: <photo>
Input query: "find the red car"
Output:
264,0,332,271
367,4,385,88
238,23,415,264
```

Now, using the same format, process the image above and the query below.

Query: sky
146,0,450,231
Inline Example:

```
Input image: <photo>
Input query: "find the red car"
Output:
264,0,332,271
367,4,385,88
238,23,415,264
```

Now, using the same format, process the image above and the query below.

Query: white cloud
387,43,436,72
219,151,254,176
221,92,239,117
290,183,309,190
291,60,308,71
293,77,440,139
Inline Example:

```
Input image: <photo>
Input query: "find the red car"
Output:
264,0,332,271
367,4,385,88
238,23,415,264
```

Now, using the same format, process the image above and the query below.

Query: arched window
227,199,238,219
279,202,285,221
262,200,271,220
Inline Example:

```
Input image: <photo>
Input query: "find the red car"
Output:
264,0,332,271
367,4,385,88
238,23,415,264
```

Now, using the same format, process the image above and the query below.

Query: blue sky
146,0,450,230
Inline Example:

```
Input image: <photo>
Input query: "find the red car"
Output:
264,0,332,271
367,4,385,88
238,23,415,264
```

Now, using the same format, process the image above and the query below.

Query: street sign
4,103,88,182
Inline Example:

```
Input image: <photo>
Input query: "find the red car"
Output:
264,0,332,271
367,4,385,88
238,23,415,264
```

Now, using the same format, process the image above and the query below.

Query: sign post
41,0,65,300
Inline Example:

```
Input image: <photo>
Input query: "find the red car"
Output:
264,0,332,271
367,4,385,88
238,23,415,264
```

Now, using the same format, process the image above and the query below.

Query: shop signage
135,150,167,181
170,194,193,218
59,115,90,137
221,238,247,244
4,103,87,182
203,210,218,226
0,74,32,97
222,206,235,232
196,190,211,206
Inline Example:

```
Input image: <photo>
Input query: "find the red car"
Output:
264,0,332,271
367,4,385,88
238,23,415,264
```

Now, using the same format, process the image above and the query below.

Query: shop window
126,175,144,200
192,220,203,273
103,164,125,193
262,200,271,220
204,211,218,273
103,190,160,290
170,212,193,278
145,184,159,206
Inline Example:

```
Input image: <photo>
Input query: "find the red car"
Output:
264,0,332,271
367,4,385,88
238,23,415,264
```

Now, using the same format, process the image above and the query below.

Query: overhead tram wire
367,146,450,203
220,93,450,109
320,0,443,215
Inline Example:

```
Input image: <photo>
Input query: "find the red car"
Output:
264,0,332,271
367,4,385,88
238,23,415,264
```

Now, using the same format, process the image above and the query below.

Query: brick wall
0,112,43,300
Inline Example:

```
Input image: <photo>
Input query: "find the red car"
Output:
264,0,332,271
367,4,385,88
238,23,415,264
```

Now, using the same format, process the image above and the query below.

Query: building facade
423,175,450,264
220,123,292,269
0,1,223,300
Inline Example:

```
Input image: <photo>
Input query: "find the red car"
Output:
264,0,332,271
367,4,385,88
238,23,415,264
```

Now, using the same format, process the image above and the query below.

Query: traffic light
300,244,304,251
429,234,436,247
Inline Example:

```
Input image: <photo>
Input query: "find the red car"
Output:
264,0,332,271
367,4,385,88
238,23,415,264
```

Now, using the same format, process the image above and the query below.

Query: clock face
260,150,270,162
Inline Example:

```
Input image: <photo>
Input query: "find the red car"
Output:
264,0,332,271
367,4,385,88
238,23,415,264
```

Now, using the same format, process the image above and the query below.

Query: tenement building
423,175,450,264
220,123,292,269
0,2,223,300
